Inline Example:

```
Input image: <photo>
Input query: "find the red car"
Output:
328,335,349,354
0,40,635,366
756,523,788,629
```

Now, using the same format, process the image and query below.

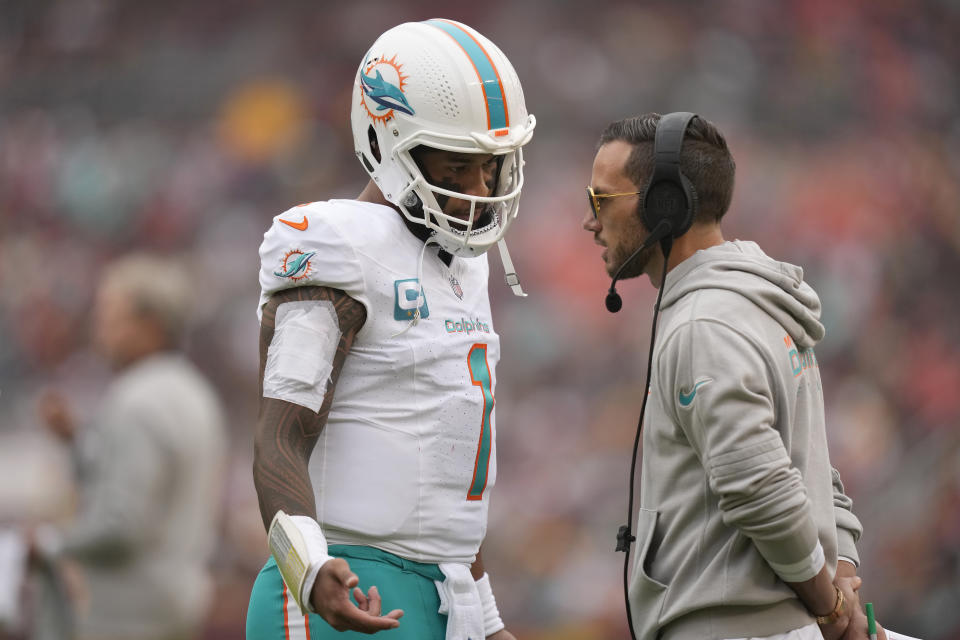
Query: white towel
435,562,484,640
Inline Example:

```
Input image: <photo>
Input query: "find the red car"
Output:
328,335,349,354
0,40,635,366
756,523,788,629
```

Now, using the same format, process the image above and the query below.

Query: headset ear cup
640,184,656,231
635,204,649,235
642,111,700,239
671,173,697,236
637,183,651,229
644,180,688,235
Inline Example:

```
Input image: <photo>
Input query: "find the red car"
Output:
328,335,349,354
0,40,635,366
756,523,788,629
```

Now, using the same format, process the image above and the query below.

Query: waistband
329,544,445,583
264,544,449,584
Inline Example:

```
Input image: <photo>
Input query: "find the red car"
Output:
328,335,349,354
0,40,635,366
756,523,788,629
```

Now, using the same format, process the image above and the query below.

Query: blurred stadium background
1,0,959,638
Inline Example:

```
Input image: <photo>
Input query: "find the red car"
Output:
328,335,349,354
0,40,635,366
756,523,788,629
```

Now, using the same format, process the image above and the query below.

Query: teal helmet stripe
423,19,509,131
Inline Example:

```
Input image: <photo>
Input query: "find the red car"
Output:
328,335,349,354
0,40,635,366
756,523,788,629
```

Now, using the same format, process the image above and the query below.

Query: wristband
267,511,333,615
476,572,505,636
815,585,845,625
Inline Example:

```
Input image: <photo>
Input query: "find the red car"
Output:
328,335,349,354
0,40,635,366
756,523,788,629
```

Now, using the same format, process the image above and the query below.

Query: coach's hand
818,610,853,640
310,558,403,633
837,596,888,640
487,630,517,640
833,568,888,640
816,577,856,640
840,614,888,640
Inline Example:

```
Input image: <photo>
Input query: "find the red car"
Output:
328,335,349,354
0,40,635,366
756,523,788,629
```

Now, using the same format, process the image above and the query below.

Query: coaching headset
603,112,699,640
605,111,699,312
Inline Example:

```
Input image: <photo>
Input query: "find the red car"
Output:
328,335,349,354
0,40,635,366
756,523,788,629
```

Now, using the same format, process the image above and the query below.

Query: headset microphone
603,289,623,314
604,220,673,313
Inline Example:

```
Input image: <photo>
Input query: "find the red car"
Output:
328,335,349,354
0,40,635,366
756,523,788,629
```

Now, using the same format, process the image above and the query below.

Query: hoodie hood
660,240,824,349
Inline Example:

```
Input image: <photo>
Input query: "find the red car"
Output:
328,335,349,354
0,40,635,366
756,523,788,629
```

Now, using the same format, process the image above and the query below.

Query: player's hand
309,557,403,634
487,629,517,640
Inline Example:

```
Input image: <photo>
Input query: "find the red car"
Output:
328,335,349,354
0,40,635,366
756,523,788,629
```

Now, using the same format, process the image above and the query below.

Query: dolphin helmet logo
359,54,415,124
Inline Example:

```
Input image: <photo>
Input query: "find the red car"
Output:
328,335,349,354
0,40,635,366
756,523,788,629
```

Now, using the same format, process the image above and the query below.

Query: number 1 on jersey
467,343,494,501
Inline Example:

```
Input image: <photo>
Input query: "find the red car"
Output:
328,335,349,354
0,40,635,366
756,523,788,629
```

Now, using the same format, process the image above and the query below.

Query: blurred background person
1,1,958,638
28,255,227,640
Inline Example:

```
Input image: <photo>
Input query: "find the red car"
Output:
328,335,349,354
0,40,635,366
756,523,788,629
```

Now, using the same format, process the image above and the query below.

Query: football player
246,19,535,640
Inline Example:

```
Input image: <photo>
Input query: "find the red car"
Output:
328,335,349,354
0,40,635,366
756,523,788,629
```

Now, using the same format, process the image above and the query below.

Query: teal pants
246,545,448,639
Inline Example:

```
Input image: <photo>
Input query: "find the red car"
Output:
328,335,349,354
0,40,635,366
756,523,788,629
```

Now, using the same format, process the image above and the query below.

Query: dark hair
598,113,736,223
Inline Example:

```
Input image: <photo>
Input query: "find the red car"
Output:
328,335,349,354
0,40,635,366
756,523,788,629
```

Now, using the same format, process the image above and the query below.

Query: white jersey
258,200,499,564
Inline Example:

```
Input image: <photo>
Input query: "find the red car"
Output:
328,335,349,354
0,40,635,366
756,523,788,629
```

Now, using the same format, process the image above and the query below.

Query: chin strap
497,239,526,297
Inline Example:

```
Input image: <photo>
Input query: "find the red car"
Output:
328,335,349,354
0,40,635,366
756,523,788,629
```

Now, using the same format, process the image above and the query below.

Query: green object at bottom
246,545,448,639
866,602,877,637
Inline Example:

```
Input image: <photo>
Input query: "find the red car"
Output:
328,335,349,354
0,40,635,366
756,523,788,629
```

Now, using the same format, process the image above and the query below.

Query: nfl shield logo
449,275,463,300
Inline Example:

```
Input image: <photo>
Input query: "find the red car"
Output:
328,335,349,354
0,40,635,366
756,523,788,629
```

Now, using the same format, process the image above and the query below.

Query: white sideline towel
435,562,484,640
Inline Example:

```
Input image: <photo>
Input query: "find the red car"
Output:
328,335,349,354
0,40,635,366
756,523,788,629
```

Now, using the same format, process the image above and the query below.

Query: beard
607,240,655,279
606,212,656,279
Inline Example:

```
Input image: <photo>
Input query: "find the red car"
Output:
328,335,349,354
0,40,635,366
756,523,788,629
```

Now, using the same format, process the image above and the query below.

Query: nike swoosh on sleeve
678,378,713,407
279,216,309,231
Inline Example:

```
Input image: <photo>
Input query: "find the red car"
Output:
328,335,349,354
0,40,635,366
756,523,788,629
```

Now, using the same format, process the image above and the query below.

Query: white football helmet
351,19,536,259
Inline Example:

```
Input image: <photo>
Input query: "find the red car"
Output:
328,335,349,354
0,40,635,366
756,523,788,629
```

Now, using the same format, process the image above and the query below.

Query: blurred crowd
1,0,959,638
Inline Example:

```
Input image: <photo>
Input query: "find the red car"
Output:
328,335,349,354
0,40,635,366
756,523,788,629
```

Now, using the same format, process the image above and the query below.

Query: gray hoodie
628,241,862,640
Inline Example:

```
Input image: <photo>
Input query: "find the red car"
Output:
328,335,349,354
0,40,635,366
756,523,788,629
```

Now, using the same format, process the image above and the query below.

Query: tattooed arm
253,285,366,529
254,285,402,632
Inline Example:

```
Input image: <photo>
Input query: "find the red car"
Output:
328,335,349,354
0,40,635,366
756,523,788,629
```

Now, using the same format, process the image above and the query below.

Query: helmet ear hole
360,153,375,173
367,125,381,164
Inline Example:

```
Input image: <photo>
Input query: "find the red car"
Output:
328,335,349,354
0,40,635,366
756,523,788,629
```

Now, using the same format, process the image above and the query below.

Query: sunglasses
586,186,642,220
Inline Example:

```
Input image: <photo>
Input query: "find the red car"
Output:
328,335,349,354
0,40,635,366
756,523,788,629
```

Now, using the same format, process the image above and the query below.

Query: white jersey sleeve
257,202,366,321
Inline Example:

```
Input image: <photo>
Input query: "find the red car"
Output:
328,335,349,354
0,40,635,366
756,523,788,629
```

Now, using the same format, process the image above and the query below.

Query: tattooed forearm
254,397,323,526
253,285,366,530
